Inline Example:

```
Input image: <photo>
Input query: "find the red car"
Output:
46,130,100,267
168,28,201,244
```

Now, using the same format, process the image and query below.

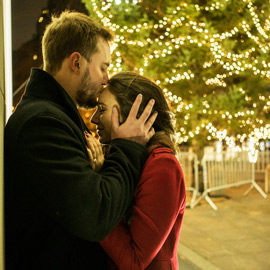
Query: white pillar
3,0,13,123
1,0,13,269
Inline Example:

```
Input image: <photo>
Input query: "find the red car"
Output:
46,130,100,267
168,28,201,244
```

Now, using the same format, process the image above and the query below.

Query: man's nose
102,73,108,85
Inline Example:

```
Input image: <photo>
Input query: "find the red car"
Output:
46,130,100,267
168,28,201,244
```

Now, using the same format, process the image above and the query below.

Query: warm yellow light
3,0,13,122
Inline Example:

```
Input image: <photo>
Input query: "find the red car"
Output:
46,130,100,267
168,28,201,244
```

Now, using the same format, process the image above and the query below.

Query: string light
84,0,270,147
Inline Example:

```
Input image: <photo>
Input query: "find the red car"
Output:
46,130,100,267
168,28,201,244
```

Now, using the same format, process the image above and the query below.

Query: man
4,11,157,270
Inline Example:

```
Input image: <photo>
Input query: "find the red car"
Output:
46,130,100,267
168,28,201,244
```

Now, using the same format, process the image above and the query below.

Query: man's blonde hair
42,10,113,75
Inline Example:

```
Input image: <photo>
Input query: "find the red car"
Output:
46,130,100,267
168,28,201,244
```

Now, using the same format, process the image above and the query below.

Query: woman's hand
84,131,104,172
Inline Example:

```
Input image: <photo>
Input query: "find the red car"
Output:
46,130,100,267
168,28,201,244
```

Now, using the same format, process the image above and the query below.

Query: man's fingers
147,127,155,140
111,106,120,131
144,111,158,132
110,95,157,146
126,94,143,120
137,98,155,124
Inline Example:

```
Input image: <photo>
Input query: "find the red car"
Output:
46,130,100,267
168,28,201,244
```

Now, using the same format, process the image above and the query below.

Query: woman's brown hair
107,71,177,154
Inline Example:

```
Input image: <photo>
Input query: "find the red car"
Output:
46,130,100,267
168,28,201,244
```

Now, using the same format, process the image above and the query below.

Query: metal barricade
255,151,270,193
265,164,270,193
177,152,200,208
195,151,267,210
255,151,270,173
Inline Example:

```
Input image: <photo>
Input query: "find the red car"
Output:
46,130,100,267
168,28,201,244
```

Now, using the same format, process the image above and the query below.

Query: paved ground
177,181,270,270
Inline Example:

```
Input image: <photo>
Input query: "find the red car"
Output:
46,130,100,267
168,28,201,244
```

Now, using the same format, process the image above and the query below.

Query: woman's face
91,87,120,144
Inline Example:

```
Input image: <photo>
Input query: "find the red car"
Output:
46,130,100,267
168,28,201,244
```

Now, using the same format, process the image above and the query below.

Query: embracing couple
4,11,186,270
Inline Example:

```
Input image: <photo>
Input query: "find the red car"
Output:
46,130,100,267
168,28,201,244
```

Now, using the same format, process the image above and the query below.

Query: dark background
12,0,88,105
12,0,48,50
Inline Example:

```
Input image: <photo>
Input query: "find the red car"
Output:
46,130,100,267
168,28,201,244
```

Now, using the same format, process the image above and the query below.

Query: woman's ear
116,105,124,124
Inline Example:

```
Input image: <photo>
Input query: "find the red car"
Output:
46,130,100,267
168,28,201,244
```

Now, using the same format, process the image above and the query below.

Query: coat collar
24,68,89,131
149,146,173,156
25,68,76,109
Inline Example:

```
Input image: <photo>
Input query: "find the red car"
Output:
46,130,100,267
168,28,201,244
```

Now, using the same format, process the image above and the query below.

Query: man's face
76,37,111,108
91,87,120,144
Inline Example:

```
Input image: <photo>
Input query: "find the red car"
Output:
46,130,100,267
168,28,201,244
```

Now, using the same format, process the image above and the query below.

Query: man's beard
76,68,102,108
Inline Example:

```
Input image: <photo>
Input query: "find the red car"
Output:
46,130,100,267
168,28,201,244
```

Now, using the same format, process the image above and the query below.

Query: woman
85,71,186,269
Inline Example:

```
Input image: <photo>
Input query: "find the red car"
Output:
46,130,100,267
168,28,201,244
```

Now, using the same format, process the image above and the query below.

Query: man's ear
69,52,81,73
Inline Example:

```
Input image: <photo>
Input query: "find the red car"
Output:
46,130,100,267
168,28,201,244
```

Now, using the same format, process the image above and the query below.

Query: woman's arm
100,150,186,269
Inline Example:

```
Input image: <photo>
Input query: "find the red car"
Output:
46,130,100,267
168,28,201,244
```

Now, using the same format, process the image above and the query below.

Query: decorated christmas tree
82,0,270,149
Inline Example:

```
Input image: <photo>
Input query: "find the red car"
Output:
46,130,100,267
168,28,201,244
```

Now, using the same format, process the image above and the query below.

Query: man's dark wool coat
4,68,148,269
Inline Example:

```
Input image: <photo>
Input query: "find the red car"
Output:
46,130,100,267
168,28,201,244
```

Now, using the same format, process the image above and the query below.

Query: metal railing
255,151,270,193
195,151,267,210
177,151,200,208
265,163,270,193
255,151,270,173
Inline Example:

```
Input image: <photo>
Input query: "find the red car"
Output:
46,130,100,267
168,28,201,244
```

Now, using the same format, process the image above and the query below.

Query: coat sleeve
14,113,147,241
100,151,186,270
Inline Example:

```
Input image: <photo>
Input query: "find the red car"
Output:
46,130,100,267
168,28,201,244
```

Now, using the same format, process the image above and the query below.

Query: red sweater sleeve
100,149,185,270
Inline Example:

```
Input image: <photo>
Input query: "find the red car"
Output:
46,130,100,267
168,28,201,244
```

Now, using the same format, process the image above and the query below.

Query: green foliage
83,0,270,147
